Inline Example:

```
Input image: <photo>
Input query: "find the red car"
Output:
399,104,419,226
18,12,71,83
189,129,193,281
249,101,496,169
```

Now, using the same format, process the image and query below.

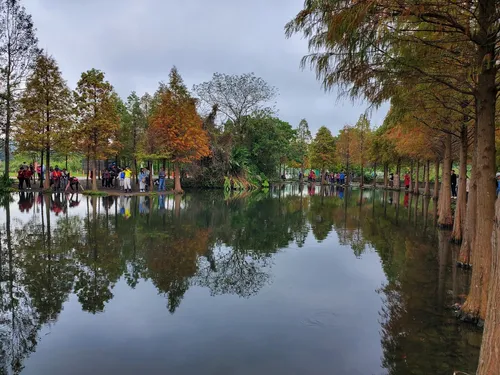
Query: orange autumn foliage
149,91,210,164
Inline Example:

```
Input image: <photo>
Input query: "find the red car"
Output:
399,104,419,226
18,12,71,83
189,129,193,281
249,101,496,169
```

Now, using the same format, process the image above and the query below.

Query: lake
0,186,481,375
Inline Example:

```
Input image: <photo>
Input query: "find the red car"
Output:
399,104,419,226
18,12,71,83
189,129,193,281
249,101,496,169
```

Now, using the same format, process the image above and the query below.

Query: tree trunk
300,163,304,184
40,150,44,188
134,158,138,184
173,162,183,194
372,162,377,188
3,75,12,180
383,163,388,188
395,158,401,189
409,160,414,192
476,198,500,374
413,160,420,194
459,126,477,266
424,160,431,196
437,133,452,228
360,165,364,187
460,60,497,322
321,168,326,185
65,154,68,170
86,156,90,189
451,127,468,243
45,146,50,190
92,164,97,191
433,159,440,200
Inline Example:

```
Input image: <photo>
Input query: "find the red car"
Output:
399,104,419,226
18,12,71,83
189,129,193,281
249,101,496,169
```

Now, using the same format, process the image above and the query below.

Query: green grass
82,190,109,197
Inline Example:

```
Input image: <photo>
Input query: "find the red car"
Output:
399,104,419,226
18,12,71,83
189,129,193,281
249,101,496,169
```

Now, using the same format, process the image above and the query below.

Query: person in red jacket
17,167,25,190
404,172,410,190
24,167,33,190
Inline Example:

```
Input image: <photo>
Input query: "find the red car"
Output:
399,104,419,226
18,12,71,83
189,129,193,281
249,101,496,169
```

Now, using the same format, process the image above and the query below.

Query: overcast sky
23,0,388,136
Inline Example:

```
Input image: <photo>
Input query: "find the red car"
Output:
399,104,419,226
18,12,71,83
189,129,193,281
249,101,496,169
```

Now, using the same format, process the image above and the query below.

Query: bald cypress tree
16,54,73,188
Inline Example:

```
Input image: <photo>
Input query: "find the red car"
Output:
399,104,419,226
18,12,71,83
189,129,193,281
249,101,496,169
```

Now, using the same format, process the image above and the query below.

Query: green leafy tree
74,69,120,190
351,114,372,187
295,119,312,182
310,126,336,184
117,92,147,181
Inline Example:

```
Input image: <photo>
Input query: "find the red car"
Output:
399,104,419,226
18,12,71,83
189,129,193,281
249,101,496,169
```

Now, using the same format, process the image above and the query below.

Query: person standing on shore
118,169,125,190
139,168,146,192
24,167,32,190
123,167,132,193
17,167,25,190
451,169,457,198
404,171,410,190
158,168,166,191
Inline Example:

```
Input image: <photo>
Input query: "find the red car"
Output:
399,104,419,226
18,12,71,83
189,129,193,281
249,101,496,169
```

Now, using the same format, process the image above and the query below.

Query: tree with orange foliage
149,67,210,193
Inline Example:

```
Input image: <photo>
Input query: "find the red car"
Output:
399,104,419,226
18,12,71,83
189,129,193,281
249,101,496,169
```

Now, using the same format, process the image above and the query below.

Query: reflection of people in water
158,195,165,210
404,192,409,208
123,197,131,219
337,186,344,199
139,196,146,215
51,193,64,216
18,192,34,213
119,195,125,215
68,194,80,207
308,184,315,196
102,196,114,212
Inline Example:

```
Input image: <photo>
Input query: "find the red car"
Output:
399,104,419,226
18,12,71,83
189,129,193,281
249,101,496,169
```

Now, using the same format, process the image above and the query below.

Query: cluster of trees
1,1,314,193
286,0,499,373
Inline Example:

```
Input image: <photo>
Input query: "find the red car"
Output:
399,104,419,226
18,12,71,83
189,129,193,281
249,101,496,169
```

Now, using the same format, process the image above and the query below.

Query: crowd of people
101,164,169,193
17,162,80,192
299,170,348,185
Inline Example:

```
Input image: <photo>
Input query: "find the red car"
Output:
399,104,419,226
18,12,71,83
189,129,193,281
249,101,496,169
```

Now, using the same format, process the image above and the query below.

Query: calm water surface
0,186,481,375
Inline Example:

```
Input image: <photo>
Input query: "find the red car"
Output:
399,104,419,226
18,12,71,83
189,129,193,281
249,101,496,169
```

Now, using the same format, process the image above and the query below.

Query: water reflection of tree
0,203,39,375
365,193,481,375
192,193,308,298
73,197,124,314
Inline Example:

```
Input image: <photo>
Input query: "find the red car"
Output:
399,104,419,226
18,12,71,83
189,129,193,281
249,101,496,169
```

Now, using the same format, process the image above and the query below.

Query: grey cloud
24,0,388,135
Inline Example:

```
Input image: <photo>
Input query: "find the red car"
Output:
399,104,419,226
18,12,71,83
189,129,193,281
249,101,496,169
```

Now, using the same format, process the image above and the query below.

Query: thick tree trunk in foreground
413,160,420,194
451,129,468,243
437,134,452,228
92,164,97,191
460,45,497,322
433,159,440,200
424,160,431,196
459,127,477,266
173,162,183,194
476,199,500,374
